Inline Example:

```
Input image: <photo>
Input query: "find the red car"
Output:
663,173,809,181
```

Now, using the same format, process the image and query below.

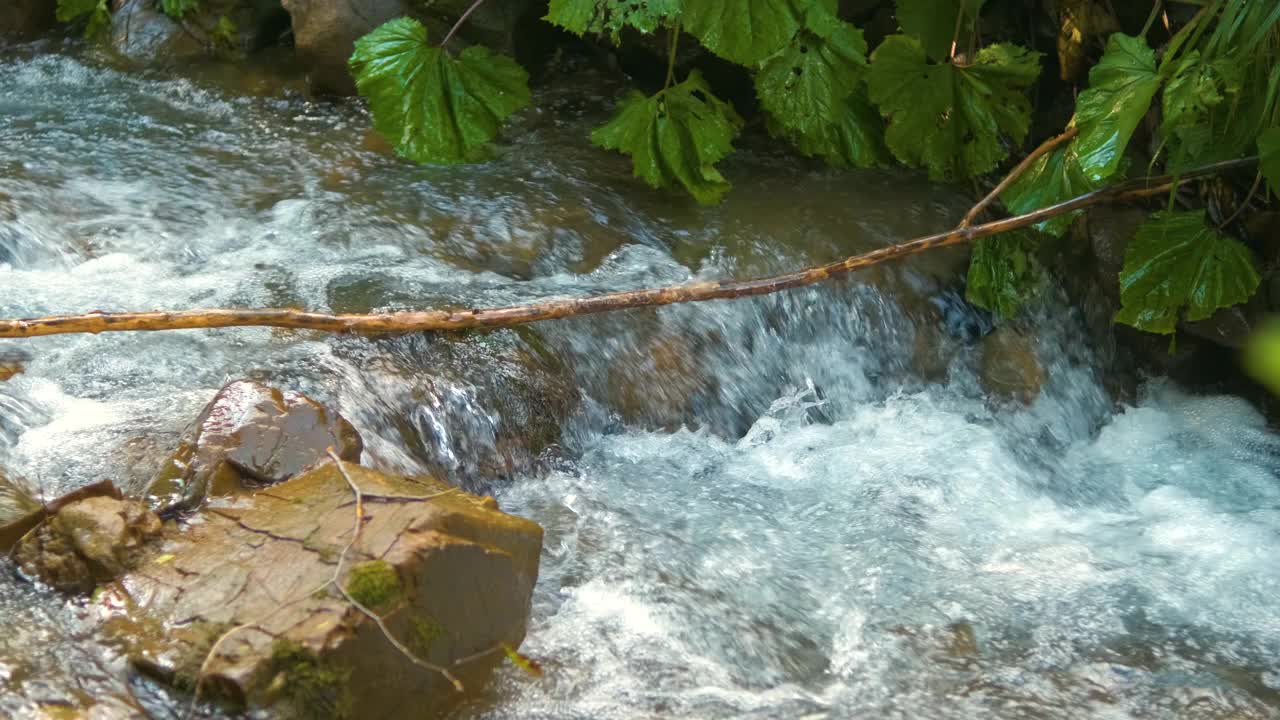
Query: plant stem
0,157,1256,341
1141,0,1164,38
959,127,1079,228
440,0,487,48
949,0,966,61
664,23,681,90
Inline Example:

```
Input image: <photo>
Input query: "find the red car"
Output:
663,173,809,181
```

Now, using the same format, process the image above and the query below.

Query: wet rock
0,349,28,382
0,468,41,546
147,380,363,512
338,330,577,489
606,333,710,429
110,0,285,65
0,0,55,39
979,326,1045,404
113,461,542,719
1182,305,1256,349
110,0,209,64
15,493,162,593
280,0,409,95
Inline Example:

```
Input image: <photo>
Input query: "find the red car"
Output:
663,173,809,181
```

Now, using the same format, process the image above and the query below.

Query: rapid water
2,48,1279,719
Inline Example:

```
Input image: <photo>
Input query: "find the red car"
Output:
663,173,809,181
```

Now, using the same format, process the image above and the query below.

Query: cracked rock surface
108,461,542,719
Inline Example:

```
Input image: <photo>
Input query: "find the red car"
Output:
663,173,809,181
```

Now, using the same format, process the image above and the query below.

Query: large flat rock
103,461,541,718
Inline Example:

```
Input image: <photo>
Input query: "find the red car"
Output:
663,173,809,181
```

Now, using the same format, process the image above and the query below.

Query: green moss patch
409,615,444,656
268,639,352,720
344,559,402,611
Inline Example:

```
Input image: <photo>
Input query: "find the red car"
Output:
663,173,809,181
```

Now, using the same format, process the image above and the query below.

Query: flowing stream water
2,48,1279,719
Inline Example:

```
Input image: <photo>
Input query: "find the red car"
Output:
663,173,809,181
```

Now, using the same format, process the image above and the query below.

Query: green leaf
160,0,199,19
55,0,96,23
212,15,238,50
501,642,545,677
771,88,888,167
1160,51,1243,170
544,0,680,37
682,0,807,66
1244,319,1280,396
1115,210,1260,334
84,0,109,39
895,0,987,61
1074,33,1161,183
350,18,531,165
866,35,1040,181
1000,139,1100,237
1161,52,1238,134
1261,127,1280,200
755,5,867,138
592,70,743,204
966,231,1041,320
56,0,109,38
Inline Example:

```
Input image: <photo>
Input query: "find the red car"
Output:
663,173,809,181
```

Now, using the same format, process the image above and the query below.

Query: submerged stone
114,461,542,719
980,326,1045,404
14,494,162,593
147,380,363,512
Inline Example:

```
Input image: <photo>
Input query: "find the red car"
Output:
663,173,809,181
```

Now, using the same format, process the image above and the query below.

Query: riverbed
2,47,1279,719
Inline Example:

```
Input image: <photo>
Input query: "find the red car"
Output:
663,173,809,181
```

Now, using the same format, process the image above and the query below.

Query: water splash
0,49,1277,720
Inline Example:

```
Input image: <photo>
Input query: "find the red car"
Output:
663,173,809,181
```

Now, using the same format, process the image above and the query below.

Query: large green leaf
592,70,743,204
866,35,1040,180
1261,127,1280,200
350,18,531,165
682,0,807,66
160,0,199,19
1074,33,1161,183
544,0,680,37
1115,210,1260,334
756,5,866,139
966,231,1041,320
1000,139,1099,237
772,88,888,168
895,0,987,61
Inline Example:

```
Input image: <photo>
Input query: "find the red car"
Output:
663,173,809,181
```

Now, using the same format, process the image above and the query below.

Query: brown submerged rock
147,380,363,512
980,326,1045,404
110,461,542,719
14,491,162,593
281,0,409,95
607,332,710,429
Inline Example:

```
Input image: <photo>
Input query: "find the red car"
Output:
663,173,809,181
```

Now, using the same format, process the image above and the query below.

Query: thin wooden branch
327,450,465,691
959,127,1079,228
439,0,488,48
0,156,1254,342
